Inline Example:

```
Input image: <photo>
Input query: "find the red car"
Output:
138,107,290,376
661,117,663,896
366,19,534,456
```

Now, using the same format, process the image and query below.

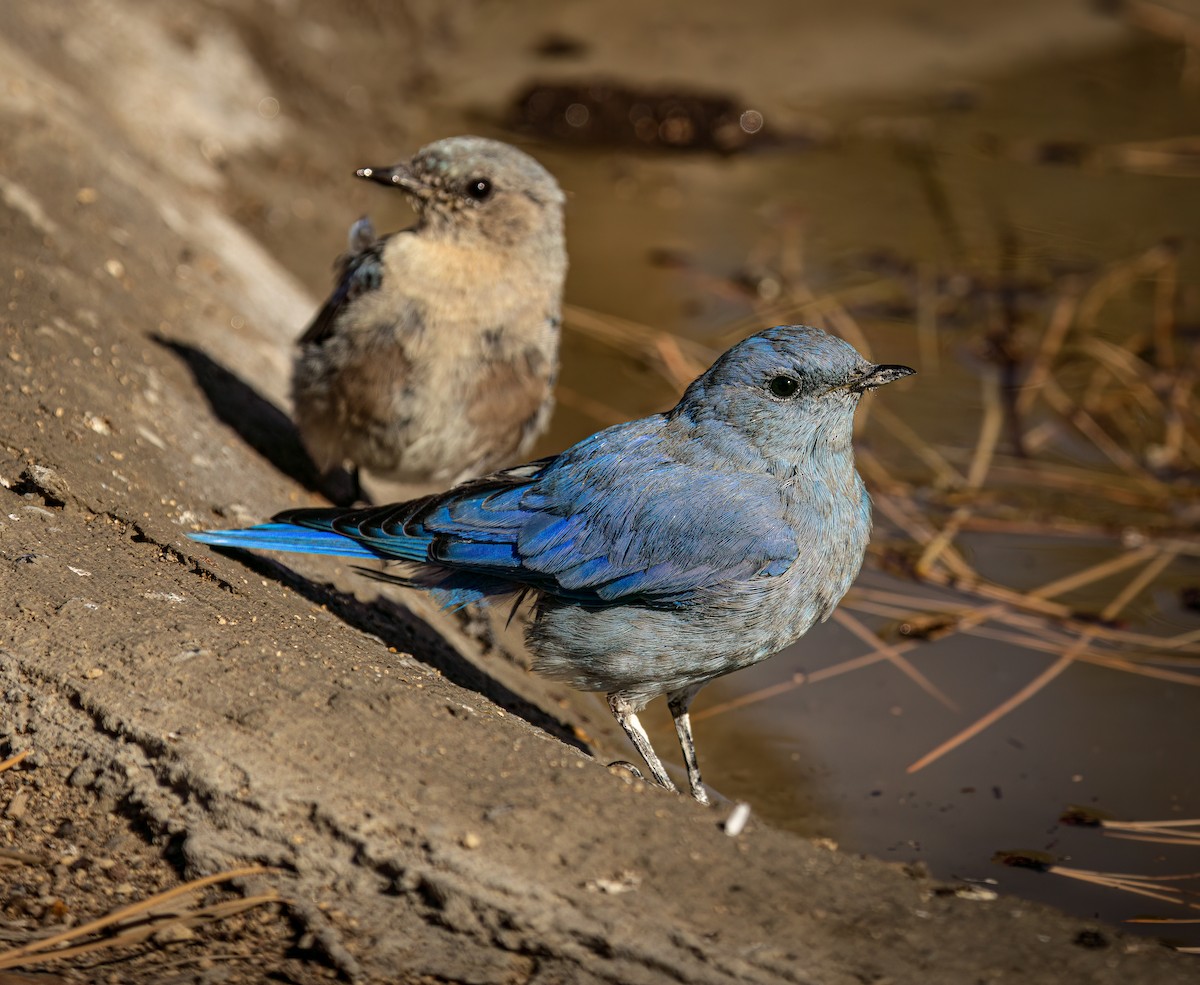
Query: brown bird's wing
298,233,396,346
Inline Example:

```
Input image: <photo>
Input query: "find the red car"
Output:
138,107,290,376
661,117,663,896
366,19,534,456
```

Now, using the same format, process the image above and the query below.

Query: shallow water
527,29,1200,942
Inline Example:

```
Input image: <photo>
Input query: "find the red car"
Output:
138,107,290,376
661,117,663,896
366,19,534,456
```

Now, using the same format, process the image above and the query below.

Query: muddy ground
1,1,1197,982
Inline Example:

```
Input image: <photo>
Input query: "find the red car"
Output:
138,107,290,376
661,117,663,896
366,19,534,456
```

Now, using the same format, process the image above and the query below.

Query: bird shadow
163,336,588,751
154,337,358,504
199,545,589,755
155,336,318,489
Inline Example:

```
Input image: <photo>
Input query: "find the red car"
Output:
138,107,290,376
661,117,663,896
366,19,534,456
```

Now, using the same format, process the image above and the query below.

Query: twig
0,894,279,971
906,650,1078,774
959,625,1200,686
1040,377,1165,485
1078,243,1172,331
1098,549,1177,620
554,385,632,427
1016,282,1080,416
830,609,959,711
0,847,47,865
694,603,1011,722
1076,338,1161,417
1123,0,1200,49
0,749,31,774
907,549,1177,773
1153,240,1179,371
1158,370,1194,468
562,304,714,384
870,492,980,583
1027,545,1159,601
1104,818,1200,832
0,866,270,968
712,280,900,349
917,565,1073,619
868,405,964,488
914,369,1002,577
1049,864,1200,912
652,333,706,390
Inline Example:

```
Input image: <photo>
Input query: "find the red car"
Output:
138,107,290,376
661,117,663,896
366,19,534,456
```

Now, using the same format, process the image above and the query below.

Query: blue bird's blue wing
520,462,798,603
384,430,798,605
191,430,799,607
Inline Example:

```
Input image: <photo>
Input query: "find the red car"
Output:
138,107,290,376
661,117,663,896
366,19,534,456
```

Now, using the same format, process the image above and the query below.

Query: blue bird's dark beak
852,363,916,392
355,163,428,197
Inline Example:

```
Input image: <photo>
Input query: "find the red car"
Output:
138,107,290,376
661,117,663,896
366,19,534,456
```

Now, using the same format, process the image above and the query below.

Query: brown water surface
530,27,1199,943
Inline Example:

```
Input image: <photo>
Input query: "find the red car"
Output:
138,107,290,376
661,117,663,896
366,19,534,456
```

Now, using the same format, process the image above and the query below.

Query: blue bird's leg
667,685,710,805
607,694,677,795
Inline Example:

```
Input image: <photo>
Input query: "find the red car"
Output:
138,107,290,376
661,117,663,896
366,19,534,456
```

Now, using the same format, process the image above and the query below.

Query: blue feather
189,523,381,559
436,541,520,566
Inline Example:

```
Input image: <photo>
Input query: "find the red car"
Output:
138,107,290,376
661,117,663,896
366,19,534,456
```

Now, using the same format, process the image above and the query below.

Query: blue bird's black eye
466,177,493,201
767,375,800,399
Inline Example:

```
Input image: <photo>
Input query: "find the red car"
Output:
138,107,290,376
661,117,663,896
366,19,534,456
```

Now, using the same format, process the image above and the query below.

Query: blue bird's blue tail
189,522,381,559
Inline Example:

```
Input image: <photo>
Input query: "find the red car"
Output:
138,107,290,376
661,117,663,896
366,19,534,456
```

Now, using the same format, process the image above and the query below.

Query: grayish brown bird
292,136,568,501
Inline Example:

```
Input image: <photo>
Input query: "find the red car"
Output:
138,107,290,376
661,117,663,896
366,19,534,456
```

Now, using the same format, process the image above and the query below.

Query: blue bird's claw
605,760,645,781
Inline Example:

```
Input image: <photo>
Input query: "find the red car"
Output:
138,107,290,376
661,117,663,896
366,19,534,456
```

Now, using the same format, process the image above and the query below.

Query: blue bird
192,326,914,804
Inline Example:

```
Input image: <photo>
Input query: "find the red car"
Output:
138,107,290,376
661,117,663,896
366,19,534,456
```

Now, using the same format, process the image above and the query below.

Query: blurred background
9,0,1199,948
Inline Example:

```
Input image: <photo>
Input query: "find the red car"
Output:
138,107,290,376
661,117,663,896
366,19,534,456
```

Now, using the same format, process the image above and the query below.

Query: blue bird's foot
607,693,677,796
605,760,645,781
604,691,712,805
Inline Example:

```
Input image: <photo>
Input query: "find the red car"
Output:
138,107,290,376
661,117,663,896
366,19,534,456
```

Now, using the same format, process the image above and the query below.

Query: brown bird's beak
355,163,429,197
851,363,916,392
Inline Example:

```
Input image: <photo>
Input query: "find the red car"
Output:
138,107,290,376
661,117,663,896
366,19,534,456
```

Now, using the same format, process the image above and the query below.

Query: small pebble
5,789,29,819
153,923,196,944
723,801,752,837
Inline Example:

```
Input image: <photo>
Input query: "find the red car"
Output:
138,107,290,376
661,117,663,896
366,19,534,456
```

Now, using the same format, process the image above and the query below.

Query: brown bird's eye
768,375,800,399
466,178,493,201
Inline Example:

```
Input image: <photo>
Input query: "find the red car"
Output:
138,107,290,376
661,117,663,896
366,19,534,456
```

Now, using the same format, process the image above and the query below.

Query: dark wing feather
297,233,395,346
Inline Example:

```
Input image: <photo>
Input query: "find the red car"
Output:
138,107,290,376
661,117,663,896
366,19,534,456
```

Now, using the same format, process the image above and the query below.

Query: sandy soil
1,1,1196,982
